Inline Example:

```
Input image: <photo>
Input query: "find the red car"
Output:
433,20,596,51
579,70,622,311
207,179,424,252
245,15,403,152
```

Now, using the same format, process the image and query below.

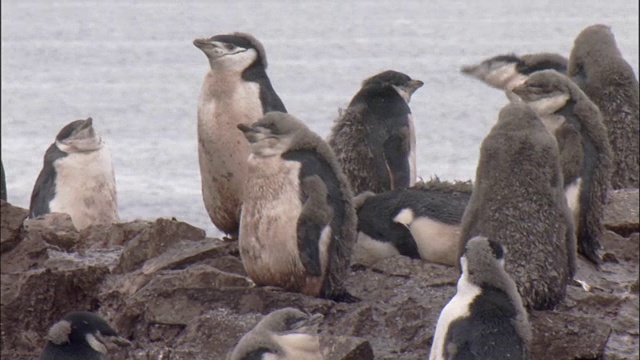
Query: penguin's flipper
29,144,66,218
297,175,333,277
383,126,411,190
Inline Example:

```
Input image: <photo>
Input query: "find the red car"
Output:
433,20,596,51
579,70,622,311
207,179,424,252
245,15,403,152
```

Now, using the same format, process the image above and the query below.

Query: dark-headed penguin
353,178,471,267
194,32,286,238
327,70,423,195
568,24,639,189
237,111,357,301
429,236,531,360
29,118,119,230
460,103,576,310
512,69,613,264
229,308,324,360
40,311,130,360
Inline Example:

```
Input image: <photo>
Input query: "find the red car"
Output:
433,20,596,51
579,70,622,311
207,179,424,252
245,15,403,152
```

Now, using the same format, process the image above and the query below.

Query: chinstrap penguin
512,69,613,264
568,24,639,189
237,111,357,301
194,32,286,238
328,70,423,195
460,103,576,310
39,311,130,360
229,307,324,360
29,118,119,230
429,236,531,360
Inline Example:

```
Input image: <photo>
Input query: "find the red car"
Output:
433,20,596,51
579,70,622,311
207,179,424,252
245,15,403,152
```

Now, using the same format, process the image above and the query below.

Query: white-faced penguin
461,52,568,100
460,103,576,310
429,236,531,360
194,32,287,238
1,159,6,201
512,69,613,264
29,118,119,230
237,111,357,301
229,308,324,360
327,70,423,195
568,24,639,189
353,178,472,267
40,311,130,360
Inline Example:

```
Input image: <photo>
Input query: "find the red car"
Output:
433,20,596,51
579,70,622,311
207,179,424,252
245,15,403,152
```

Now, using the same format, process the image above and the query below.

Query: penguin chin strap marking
86,333,107,354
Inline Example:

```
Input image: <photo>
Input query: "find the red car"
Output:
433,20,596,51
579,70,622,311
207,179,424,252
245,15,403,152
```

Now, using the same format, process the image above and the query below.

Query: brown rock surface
1,195,638,359
603,188,640,236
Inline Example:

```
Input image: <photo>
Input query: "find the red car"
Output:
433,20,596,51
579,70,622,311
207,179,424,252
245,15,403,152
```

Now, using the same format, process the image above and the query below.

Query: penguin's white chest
49,146,118,230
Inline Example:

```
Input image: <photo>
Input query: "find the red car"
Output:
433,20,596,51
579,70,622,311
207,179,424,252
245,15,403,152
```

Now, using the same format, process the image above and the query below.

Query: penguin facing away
194,32,286,238
328,70,423,195
429,236,531,360
39,311,130,360
237,111,357,302
512,69,613,264
29,118,119,230
229,308,324,360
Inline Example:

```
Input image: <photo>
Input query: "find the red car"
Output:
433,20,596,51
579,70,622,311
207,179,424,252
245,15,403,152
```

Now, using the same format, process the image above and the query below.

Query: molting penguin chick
237,111,357,301
460,103,576,310
229,308,324,360
568,24,639,189
327,70,423,195
40,311,130,360
194,32,286,238
353,178,472,267
512,69,613,264
429,236,531,360
29,118,119,230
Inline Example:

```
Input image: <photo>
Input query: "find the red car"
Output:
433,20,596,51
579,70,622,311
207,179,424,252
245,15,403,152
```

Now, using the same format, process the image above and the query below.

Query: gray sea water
2,0,638,237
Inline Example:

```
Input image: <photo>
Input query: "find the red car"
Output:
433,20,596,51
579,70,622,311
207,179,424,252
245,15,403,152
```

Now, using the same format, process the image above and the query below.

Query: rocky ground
1,189,638,360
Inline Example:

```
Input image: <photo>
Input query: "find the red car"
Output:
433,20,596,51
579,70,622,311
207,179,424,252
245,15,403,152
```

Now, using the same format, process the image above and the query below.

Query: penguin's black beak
237,123,256,134
95,333,132,349
80,117,93,130
511,83,526,97
193,38,215,49
408,80,424,94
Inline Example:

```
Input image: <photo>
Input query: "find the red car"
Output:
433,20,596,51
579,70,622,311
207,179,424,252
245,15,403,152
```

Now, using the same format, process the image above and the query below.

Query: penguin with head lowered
29,118,119,230
512,69,613,264
229,308,324,360
429,236,531,360
40,311,130,360
328,70,423,195
194,32,286,238
237,111,357,302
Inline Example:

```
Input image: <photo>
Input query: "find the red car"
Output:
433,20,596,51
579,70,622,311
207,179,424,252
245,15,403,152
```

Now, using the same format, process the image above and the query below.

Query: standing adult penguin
327,70,423,195
429,236,531,360
568,24,639,189
29,118,119,230
229,308,324,360
194,32,286,238
237,112,357,301
40,311,130,360
512,69,613,264
460,103,576,310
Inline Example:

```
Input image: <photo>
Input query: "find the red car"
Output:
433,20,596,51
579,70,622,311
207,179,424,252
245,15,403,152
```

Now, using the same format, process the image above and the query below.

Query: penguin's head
237,112,308,157
230,308,323,360
193,32,267,72
43,311,130,356
55,118,102,154
460,236,506,287
511,70,572,115
495,102,542,130
362,70,424,103
461,54,521,77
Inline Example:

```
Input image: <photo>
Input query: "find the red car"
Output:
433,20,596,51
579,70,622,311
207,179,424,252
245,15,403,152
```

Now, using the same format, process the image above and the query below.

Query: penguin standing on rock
512,69,613,264
229,308,324,360
29,118,119,230
40,311,130,360
194,32,286,238
429,236,531,360
328,70,423,195
237,111,357,302
568,24,639,189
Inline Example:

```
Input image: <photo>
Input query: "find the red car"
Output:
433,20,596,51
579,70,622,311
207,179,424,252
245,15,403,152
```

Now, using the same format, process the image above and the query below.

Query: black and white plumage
353,178,471,267
568,24,639,189
327,70,423,195
512,69,613,264
29,118,119,230
237,111,357,301
229,308,324,360
194,32,286,238
39,311,130,360
429,236,531,360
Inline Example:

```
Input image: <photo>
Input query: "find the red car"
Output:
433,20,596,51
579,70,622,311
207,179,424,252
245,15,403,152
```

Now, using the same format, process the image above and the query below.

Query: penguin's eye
225,44,237,51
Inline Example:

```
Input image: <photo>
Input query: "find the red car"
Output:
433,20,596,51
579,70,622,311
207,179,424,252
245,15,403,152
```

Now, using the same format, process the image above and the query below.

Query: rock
321,335,375,360
76,220,149,251
140,237,236,275
23,213,78,250
0,200,28,253
604,188,640,236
